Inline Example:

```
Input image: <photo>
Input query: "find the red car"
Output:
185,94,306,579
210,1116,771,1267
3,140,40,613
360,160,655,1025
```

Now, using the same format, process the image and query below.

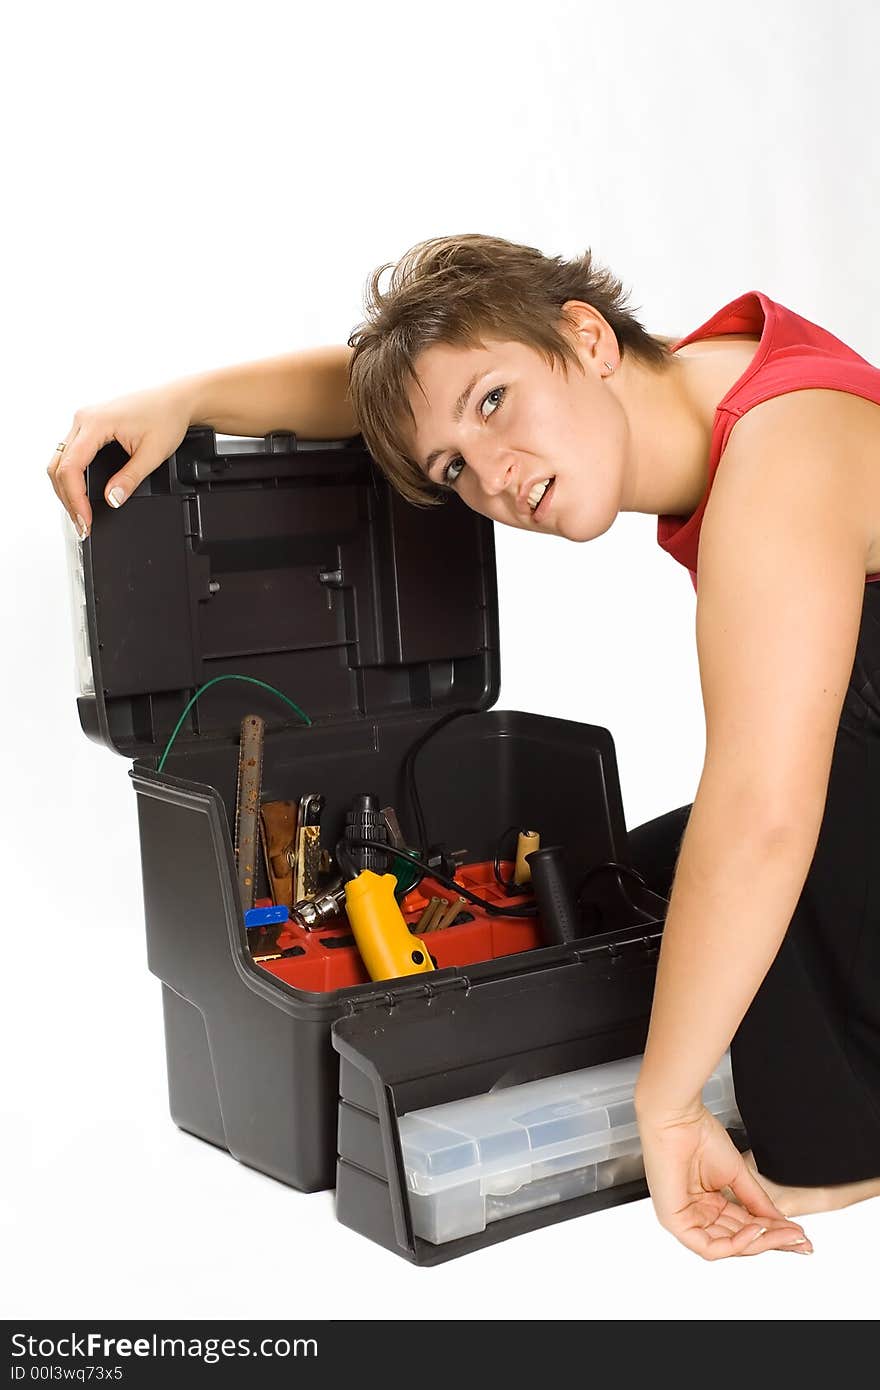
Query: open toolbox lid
69,428,500,760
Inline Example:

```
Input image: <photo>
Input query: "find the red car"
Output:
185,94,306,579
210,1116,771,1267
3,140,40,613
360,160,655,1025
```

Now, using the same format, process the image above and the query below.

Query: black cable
579,860,647,889
403,708,482,857
334,838,360,882
493,824,524,894
341,838,651,928
344,836,540,917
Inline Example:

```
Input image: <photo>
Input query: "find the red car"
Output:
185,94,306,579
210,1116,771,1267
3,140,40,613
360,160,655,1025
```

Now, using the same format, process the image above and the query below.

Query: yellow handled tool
345,871,436,981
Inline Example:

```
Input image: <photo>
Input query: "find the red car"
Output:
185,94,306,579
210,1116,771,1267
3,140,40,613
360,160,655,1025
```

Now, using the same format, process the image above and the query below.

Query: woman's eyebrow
422,370,483,474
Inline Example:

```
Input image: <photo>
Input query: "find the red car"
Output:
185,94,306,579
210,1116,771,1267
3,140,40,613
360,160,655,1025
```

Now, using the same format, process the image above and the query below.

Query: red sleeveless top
657,290,880,591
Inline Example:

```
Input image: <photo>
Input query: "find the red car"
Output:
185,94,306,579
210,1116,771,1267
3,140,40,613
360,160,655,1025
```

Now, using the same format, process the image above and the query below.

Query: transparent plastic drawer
399,1051,741,1245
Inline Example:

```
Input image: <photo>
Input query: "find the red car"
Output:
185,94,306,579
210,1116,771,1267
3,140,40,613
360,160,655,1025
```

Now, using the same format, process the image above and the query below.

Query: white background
3,0,879,1322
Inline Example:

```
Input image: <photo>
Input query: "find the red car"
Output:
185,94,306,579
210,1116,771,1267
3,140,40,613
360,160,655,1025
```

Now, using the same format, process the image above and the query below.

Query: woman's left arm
634,392,874,1258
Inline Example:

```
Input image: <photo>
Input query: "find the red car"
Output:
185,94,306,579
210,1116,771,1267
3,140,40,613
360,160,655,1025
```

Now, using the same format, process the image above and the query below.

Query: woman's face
404,330,630,541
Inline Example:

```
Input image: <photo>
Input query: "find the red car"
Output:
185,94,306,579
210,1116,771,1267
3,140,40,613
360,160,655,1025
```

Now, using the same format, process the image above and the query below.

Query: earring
603,360,615,374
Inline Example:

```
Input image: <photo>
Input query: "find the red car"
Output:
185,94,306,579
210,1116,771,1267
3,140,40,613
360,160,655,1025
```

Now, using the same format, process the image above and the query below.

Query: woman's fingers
98,441,166,514
736,1224,814,1256
48,386,194,537
672,1189,811,1259
50,423,97,537
704,1211,745,1236
678,1220,813,1261
47,426,83,526
677,1221,767,1261
49,424,154,535
728,1158,798,1226
676,1203,813,1259
719,1161,812,1250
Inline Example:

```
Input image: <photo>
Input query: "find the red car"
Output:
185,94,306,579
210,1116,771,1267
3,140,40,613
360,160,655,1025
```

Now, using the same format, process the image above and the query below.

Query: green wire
156,674,312,772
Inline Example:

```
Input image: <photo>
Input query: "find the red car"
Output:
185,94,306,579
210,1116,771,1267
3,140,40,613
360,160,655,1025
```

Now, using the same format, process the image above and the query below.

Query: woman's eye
443,456,465,485
441,386,506,487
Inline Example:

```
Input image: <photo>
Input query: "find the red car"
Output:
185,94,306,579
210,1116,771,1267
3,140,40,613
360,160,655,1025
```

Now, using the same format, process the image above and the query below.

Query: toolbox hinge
345,973,470,1015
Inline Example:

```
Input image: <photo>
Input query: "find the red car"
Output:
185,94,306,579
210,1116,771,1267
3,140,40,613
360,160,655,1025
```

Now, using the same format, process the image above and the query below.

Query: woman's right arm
186,343,357,438
48,343,357,539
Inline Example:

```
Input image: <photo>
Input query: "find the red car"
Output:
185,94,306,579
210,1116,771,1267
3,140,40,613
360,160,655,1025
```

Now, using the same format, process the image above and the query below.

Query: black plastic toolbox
71,425,681,1263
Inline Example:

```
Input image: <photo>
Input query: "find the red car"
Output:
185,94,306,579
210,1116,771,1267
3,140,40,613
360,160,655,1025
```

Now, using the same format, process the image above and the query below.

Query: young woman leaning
48,234,880,1259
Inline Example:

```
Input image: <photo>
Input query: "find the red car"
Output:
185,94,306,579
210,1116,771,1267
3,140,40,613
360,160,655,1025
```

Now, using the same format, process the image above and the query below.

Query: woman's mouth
528,476,556,521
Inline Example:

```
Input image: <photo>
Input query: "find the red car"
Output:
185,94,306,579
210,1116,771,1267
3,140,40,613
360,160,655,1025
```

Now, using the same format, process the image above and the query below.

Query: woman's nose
474,449,517,497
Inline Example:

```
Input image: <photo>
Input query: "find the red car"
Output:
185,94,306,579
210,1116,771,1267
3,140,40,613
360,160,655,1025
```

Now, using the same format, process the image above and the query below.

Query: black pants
626,584,880,1187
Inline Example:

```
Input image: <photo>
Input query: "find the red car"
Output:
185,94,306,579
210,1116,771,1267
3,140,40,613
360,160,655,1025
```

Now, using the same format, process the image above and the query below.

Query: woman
48,233,880,1259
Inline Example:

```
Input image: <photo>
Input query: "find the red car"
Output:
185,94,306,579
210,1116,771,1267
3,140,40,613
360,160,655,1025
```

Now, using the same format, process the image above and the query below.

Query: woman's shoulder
706,388,880,579
729,386,880,452
734,383,878,436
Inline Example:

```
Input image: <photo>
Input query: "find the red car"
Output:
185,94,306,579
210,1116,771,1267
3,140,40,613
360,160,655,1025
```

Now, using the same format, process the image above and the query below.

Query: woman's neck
615,337,761,518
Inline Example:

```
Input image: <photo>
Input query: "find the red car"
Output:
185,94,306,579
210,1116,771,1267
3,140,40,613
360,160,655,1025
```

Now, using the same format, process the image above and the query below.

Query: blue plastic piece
245,905,290,928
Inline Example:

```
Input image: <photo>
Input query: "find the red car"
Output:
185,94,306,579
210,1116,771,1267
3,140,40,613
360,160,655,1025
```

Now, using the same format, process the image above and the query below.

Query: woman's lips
532,477,556,522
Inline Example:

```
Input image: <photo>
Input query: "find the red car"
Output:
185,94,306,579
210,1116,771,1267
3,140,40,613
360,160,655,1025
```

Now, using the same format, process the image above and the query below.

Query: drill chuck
345,793,389,874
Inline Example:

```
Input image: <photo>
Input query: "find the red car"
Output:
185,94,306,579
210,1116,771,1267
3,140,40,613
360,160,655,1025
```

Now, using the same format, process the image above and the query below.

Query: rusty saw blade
234,713,265,914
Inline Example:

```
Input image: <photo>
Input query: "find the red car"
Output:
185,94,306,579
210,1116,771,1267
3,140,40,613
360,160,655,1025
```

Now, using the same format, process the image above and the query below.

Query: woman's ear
558,300,609,369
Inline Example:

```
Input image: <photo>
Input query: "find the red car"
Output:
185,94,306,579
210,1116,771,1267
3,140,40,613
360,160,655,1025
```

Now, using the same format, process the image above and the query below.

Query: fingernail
76,513,89,541
781,1234,813,1254
747,1226,767,1244
108,487,125,508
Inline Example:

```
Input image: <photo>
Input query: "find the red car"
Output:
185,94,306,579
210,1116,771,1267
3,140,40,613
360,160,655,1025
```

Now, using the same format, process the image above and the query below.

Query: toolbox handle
172,425,368,484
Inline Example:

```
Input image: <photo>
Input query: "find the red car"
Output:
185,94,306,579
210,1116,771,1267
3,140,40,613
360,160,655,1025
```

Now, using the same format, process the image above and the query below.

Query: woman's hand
638,1102,813,1258
47,380,196,539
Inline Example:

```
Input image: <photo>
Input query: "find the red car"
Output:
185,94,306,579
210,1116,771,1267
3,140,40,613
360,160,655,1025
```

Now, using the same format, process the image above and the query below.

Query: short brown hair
346,232,674,506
